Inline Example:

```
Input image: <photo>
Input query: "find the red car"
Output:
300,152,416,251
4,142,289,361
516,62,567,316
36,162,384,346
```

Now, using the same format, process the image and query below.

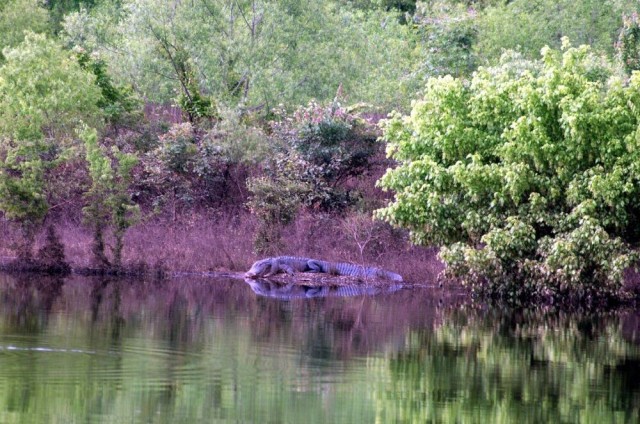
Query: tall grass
1,210,443,283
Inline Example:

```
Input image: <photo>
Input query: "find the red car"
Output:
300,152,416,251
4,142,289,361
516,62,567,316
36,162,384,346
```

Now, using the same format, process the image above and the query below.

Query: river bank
0,211,443,284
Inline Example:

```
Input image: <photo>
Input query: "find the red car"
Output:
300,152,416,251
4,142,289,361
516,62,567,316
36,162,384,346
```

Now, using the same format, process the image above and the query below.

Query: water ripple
0,345,95,354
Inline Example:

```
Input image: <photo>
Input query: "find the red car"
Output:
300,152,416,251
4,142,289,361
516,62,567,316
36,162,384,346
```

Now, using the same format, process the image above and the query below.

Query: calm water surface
0,272,639,423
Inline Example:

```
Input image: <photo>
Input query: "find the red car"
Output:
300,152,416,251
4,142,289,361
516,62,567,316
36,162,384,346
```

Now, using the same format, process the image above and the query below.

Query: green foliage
46,0,101,33
74,47,141,126
62,0,417,111
81,126,140,268
268,101,379,211
412,1,478,78
252,102,377,215
207,107,270,164
343,0,417,13
247,101,379,252
616,12,640,75
246,175,308,254
247,101,377,250
0,0,50,62
377,42,640,302
142,122,243,216
155,41,217,124
0,32,102,258
0,137,49,259
0,32,101,141
475,0,628,63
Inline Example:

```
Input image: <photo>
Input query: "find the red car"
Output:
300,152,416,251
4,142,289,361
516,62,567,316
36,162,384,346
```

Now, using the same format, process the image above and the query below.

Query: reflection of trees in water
1,273,455,362
0,273,64,333
1,273,640,422
377,305,640,423
0,273,65,416
247,287,453,362
89,277,125,346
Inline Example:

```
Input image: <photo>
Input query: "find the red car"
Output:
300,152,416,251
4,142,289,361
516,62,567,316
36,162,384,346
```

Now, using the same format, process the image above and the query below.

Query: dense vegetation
377,43,640,303
1,0,640,303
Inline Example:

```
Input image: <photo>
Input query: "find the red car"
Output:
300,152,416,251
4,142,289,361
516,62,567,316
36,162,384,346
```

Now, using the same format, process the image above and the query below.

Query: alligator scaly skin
245,256,403,282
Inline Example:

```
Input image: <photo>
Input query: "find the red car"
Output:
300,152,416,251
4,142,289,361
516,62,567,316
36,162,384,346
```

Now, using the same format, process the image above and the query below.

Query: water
0,273,639,423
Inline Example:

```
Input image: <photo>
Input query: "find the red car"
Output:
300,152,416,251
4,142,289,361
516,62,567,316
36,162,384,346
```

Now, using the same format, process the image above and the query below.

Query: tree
62,0,417,112
81,126,140,268
0,0,50,62
0,32,102,259
247,101,379,252
376,42,640,303
616,12,640,75
475,0,628,64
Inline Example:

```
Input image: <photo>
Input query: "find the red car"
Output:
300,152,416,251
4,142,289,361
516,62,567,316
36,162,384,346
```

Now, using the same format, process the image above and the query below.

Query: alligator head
244,258,272,278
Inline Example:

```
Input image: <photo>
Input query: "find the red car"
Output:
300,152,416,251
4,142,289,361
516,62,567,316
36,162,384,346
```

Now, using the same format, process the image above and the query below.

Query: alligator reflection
244,278,405,300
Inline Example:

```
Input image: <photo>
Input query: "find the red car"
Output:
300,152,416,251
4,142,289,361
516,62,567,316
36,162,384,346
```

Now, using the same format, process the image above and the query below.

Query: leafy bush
268,101,378,211
0,32,101,259
412,2,478,78
141,121,251,216
475,0,627,63
81,126,140,268
247,101,379,252
246,175,309,254
376,42,640,303
616,12,640,75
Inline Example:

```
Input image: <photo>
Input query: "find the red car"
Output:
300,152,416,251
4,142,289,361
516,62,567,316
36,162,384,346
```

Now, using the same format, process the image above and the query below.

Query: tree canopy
0,32,102,257
377,42,640,302
62,0,417,112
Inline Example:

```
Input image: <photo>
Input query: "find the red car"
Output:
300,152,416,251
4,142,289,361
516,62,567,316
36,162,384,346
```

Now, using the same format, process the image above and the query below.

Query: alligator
244,256,403,282
244,278,404,300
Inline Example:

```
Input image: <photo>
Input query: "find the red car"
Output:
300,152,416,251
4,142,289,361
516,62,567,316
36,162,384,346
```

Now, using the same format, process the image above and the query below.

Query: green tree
81,126,140,268
0,32,101,259
376,42,640,303
62,0,417,112
616,12,640,75
0,0,50,62
74,47,141,127
412,1,478,78
475,0,628,63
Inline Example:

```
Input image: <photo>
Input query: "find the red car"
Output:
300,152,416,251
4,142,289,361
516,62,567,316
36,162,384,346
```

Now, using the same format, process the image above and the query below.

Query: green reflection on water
0,273,638,423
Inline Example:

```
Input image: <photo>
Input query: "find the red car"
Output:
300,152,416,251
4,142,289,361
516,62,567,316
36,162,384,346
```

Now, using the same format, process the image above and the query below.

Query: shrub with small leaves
268,101,378,211
141,122,236,216
81,126,140,268
246,175,309,254
378,42,640,304
616,12,640,76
